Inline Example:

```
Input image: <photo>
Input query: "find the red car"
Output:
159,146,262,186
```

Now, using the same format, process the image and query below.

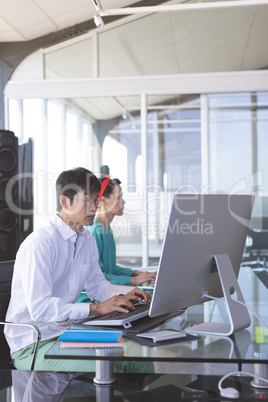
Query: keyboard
83,302,150,328
96,302,150,321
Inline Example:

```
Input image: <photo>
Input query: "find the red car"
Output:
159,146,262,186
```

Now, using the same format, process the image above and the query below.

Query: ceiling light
93,14,104,27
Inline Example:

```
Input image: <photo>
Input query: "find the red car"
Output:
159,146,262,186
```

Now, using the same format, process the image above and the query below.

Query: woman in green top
77,176,157,303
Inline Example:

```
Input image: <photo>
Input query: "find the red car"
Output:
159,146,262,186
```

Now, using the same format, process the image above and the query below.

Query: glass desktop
45,267,268,384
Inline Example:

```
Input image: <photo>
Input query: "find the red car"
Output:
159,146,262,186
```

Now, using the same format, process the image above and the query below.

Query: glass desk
45,267,268,390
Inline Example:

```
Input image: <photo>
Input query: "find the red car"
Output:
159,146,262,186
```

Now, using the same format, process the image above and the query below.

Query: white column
141,93,149,266
200,94,210,192
93,32,99,79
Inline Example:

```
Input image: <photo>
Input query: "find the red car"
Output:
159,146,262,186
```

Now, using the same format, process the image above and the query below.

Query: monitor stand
185,253,251,337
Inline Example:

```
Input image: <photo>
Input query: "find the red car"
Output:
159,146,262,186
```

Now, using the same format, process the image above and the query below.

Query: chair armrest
0,321,41,370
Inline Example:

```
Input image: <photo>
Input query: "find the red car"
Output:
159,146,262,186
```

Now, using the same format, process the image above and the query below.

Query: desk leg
95,384,113,402
93,360,115,385
251,362,268,389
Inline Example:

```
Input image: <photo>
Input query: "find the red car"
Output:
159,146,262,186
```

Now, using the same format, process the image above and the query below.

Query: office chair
0,260,41,370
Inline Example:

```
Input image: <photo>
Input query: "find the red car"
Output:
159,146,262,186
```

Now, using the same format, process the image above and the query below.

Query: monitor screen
149,194,255,321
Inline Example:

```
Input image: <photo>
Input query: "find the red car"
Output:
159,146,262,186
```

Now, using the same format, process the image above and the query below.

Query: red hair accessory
98,175,110,203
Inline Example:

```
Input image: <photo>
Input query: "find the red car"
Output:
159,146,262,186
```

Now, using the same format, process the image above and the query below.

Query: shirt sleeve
89,224,133,286
115,265,134,277
102,270,131,286
90,225,106,272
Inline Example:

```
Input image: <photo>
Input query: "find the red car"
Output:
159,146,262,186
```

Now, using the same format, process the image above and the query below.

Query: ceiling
1,0,268,76
2,0,268,122
0,0,138,42
1,0,268,52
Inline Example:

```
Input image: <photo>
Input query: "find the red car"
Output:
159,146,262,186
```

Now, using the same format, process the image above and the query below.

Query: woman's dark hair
56,167,101,211
99,177,121,198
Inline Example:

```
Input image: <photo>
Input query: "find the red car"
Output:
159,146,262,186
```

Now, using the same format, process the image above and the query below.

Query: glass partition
44,37,93,79
146,95,202,259
8,98,98,229
102,96,142,258
42,4,266,79
207,92,268,231
7,91,268,259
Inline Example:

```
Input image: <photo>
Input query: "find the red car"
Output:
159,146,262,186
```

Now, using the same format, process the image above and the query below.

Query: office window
103,136,127,185
207,93,268,194
102,97,143,257
207,92,268,229
256,92,268,195
8,98,97,229
145,95,201,256
208,97,252,193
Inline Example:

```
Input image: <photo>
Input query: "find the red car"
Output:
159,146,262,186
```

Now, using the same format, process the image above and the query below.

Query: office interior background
1,0,268,267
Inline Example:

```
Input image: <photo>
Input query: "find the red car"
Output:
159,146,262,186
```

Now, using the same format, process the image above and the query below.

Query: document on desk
136,329,186,343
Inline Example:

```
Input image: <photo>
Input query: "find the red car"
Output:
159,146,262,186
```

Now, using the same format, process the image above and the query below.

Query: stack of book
137,285,154,294
58,328,124,349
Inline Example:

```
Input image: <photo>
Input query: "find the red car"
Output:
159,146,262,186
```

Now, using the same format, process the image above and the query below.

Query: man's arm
18,235,89,323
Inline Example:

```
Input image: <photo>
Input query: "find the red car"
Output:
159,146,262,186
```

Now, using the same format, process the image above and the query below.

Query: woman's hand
130,270,157,286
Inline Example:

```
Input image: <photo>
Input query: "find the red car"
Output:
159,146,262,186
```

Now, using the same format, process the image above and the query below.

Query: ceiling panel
34,0,92,18
0,15,24,41
20,20,59,40
1,1,55,31
0,0,139,42
52,7,94,29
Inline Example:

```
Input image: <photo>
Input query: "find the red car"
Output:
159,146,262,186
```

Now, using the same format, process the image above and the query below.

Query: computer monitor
149,194,255,336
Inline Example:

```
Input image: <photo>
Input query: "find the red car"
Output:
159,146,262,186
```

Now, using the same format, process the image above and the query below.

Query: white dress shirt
5,215,119,354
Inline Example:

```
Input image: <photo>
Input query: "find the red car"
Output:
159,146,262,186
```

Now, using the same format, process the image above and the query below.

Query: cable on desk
218,370,268,399
202,291,268,329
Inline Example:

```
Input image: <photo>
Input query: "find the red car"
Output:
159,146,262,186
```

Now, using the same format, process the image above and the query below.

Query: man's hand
130,270,157,286
89,288,152,316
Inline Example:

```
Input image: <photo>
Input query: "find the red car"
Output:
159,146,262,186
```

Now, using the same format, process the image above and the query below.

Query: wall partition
5,85,268,265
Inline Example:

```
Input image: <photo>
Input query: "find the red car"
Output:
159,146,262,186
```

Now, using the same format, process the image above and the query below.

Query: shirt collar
52,215,78,241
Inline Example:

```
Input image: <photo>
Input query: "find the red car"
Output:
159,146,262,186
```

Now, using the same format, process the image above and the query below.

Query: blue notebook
58,328,123,343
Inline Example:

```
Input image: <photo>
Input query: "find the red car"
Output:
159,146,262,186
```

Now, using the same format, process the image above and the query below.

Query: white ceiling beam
95,0,268,16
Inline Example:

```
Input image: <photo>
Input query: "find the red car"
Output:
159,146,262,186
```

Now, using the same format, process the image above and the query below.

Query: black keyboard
96,302,150,321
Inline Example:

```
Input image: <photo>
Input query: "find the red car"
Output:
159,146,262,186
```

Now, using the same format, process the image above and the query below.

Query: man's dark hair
56,167,101,211
99,177,121,198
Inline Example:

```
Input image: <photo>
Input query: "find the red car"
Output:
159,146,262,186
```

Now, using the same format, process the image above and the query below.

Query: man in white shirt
5,167,152,372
